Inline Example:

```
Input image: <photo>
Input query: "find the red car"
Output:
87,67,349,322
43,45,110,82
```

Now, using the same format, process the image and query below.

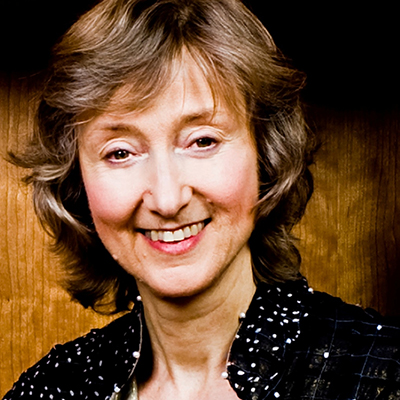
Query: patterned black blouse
3,279,400,399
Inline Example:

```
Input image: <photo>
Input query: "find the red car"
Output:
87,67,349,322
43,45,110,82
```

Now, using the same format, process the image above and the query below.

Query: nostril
143,184,193,218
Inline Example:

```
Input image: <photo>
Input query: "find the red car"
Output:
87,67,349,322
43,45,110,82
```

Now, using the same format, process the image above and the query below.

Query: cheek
226,162,258,201
197,148,259,214
82,172,139,225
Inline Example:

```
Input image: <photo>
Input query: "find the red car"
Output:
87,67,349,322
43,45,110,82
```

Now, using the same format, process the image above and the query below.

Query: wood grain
297,105,400,315
0,73,115,396
0,73,399,396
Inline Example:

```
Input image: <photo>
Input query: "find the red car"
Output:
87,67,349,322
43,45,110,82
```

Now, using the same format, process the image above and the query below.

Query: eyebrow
180,108,217,125
87,121,142,140
98,123,134,132
93,108,220,134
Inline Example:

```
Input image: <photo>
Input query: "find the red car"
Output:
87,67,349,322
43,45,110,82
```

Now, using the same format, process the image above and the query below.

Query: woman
3,0,400,399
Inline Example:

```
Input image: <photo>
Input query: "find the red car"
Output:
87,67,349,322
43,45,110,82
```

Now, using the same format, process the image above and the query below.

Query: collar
227,278,310,399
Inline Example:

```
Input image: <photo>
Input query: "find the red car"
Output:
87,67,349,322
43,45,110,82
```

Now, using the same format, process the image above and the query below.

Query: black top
4,279,400,399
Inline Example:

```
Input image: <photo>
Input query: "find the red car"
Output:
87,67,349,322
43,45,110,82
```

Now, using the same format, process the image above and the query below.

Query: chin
137,270,219,302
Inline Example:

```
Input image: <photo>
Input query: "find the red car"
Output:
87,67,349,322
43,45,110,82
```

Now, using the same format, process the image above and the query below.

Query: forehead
103,51,246,122
81,61,246,141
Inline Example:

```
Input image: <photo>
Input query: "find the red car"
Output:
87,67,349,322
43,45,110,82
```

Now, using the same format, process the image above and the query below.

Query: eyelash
105,148,135,163
109,149,130,159
103,133,219,164
194,137,217,148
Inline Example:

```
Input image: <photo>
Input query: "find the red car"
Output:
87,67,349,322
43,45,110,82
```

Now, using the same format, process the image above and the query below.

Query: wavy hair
10,0,315,313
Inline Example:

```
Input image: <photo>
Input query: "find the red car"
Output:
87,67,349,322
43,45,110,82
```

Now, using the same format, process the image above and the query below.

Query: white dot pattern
226,279,400,399
4,279,400,399
3,305,144,400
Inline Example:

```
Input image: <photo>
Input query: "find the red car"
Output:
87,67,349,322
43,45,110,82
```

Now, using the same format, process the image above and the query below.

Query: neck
137,256,256,384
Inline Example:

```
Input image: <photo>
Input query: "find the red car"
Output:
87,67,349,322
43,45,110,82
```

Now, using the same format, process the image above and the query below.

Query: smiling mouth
143,220,208,243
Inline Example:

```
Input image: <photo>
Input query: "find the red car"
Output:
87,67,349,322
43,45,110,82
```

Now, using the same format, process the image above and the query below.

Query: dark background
0,1,399,108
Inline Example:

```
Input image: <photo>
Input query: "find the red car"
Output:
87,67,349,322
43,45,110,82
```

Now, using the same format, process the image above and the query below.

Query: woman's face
79,58,259,299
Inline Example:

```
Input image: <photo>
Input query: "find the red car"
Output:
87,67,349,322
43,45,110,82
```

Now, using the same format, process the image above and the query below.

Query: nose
143,153,192,218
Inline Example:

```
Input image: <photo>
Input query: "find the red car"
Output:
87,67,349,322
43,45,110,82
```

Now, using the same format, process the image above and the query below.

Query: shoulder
3,311,141,400
228,279,400,399
295,286,400,398
304,287,400,342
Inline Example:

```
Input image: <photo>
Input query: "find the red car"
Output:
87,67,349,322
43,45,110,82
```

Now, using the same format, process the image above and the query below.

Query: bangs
102,45,246,123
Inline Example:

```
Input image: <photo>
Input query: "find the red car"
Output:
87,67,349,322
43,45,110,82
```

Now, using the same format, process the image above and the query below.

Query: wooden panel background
297,105,400,315
0,73,399,396
0,73,115,396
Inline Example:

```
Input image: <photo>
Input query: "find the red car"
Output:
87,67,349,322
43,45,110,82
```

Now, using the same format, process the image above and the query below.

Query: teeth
150,230,158,241
146,221,205,243
183,226,192,238
173,229,185,241
191,224,198,236
163,231,174,242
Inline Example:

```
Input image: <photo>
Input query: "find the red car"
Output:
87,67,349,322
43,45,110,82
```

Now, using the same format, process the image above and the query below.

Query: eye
194,137,217,148
106,149,131,161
